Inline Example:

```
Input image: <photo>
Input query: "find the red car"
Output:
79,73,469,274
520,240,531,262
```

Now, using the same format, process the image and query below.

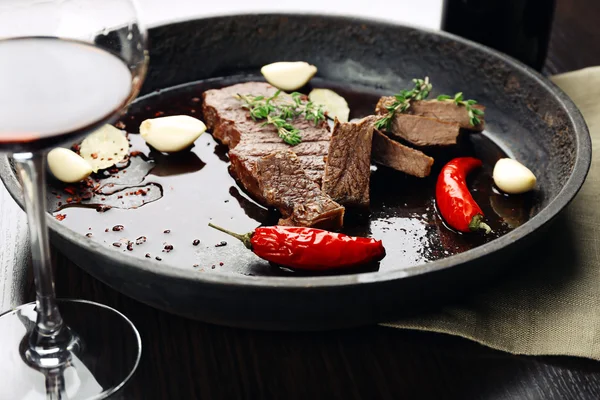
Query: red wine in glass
0,37,137,151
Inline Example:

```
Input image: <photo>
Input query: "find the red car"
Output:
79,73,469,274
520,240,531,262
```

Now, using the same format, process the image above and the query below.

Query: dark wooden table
2,1,600,399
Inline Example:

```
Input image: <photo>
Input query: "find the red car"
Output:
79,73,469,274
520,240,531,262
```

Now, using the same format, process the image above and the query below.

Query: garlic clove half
493,158,537,194
47,148,93,183
261,61,318,91
140,115,206,153
308,88,350,123
80,124,129,172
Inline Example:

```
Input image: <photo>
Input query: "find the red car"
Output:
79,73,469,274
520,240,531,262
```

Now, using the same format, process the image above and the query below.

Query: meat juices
371,130,434,178
202,82,344,229
376,97,486,132
322,116,377,207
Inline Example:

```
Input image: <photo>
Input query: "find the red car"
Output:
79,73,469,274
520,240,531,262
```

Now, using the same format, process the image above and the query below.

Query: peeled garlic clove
308,88,350,123
261,61,317,91
80,124,129,172
140,115,206,153
47,148,93,183
493,158,537,194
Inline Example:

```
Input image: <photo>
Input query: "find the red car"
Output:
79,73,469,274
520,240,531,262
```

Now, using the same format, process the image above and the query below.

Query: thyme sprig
375,77,432,131
236,90,325,146
436,92,484,126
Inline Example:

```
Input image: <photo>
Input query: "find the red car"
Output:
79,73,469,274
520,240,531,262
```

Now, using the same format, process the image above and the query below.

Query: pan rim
0,12,591,290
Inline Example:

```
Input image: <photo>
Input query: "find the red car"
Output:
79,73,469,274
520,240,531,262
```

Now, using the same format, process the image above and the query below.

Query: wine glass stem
14,152,64,336
45,368,67,400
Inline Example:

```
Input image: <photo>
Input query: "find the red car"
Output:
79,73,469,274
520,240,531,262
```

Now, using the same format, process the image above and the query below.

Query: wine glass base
0,299,141,400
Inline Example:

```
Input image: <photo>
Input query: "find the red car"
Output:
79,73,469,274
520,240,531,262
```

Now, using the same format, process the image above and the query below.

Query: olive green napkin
383,66,600,360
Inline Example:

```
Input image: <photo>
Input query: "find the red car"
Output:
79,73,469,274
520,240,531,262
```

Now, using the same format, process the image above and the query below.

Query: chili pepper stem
208,222,253,249
469,214,492,234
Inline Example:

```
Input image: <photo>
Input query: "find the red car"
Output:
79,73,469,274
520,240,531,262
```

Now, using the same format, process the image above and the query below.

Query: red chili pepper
208,223,386,271
436,157,491,234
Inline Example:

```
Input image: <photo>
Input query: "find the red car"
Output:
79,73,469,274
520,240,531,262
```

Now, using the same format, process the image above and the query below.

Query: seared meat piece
202,82,331,184
230,150,344,229
203,82,344,229
322,116,376,207
376,97,485,131
371,129,434,178
375,112,460,147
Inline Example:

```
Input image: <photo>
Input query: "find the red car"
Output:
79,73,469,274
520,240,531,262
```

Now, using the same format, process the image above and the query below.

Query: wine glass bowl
0,1,148,399
0,0,148,153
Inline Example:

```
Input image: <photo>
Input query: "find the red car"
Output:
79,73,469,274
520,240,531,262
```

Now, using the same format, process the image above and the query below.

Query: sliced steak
202,82,343,228
372,129,434,178
322,116,376,207
230,140,328,184
230,150,344,229
202,82,331,184
376,97,485,131
375,112,460,146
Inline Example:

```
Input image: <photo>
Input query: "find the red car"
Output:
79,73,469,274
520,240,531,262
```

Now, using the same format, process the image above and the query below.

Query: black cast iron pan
0,14,591,330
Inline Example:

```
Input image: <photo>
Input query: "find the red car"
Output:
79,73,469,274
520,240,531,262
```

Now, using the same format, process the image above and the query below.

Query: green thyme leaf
376,76,433,131
236,90,325,146
435,91,484,127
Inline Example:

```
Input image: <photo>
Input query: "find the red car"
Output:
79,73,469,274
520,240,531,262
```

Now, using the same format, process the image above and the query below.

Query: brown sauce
46,75,536,276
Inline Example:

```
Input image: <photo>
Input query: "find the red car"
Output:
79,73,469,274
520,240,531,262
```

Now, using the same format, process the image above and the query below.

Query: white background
0,1,442,42
135,0,444,30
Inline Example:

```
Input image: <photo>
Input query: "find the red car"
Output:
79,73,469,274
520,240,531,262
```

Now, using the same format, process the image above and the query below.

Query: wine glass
0,1,148,398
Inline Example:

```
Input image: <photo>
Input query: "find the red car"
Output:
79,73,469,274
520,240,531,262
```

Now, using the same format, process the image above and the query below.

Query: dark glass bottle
441,0,556,71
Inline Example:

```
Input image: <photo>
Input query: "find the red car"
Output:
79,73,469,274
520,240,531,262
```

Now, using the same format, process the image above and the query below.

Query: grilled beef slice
322,116,376,207
375,112,460,146
376,97,485,132
371,129,434,178
233,150,345,229
203,82,331,184
202,82,344,229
